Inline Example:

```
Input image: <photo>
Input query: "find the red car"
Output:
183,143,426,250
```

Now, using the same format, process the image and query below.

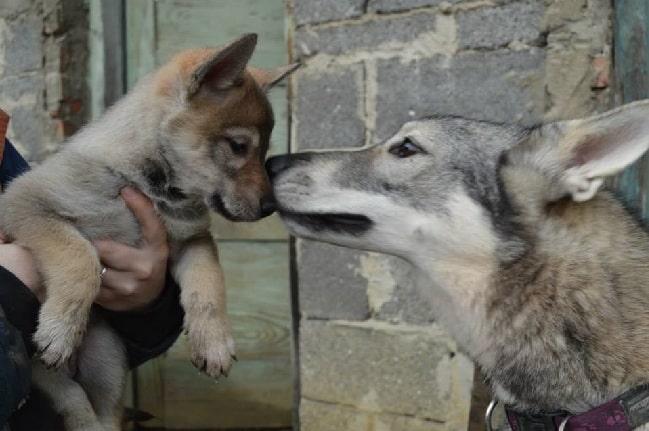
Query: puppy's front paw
186,314,236,379
34,309,84,369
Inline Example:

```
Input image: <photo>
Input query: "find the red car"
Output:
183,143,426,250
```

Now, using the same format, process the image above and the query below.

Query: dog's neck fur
410,190,649,415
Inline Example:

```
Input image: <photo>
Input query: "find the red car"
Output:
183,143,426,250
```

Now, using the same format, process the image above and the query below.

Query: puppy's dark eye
226,138,247,156
388,138,424,158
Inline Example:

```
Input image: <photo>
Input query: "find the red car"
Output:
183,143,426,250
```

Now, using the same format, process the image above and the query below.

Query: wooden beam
125,0,156,91
101,0,125,107
88,0,125,119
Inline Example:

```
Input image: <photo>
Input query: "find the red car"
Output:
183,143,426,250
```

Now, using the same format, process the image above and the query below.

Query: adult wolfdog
268,101,649,430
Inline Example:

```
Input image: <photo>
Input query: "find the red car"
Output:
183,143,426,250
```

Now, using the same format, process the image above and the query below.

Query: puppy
0,33,297,430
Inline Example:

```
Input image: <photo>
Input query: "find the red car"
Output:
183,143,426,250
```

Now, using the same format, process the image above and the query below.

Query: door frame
612,0,649,218
88,2,298,428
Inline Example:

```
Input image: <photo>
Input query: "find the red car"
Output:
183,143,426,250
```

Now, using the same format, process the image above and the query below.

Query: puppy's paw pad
36,345,69,369
186,321,236,379
190,345,234,379
33,323,82,369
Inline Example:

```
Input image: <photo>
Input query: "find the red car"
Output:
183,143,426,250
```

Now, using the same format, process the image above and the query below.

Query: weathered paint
614,0,649,220
138,242,292,429
124,1,293,428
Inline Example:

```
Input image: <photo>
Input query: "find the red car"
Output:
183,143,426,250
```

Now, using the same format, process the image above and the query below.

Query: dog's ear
186,33,258,99
552,100,649,202
248,63,300,92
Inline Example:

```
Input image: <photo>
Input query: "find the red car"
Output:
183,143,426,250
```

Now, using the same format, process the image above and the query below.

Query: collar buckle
508,410,560,431
487,399,568,431
485,399,499,431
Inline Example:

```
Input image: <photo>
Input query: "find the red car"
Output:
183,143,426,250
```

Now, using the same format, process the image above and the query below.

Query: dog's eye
389,138,424,158
226,138,247,156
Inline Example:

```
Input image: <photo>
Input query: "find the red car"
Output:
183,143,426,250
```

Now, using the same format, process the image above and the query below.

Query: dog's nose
266,153,312,180
259,195,276,218
265,155,293,180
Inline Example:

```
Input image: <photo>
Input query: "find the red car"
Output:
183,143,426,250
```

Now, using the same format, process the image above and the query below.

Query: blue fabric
0,305,30,426
0,139,33,425
0,139,30,190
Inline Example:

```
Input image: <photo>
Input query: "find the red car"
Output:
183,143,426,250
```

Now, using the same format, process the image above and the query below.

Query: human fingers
96,269,159,311
120,187,167,246
94,240,142,273
95,279,129,311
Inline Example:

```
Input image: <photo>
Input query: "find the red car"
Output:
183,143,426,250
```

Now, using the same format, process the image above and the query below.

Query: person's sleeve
0,266,39,357
0,139,30,190
97,273,184,368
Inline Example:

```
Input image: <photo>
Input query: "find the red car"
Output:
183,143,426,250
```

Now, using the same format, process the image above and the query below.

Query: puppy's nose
259,195,276,218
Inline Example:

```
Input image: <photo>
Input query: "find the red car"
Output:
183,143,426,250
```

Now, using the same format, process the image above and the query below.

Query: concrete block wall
0,0,615,428
288,0,612,429
0,0,89,162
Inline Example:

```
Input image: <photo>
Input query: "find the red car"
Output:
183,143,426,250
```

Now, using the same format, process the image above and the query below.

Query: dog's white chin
205,194,259,222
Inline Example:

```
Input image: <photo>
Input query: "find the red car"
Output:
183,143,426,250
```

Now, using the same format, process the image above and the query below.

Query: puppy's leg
77,319,128,431
32,359,104,431
173,235,235,378
25,220,101,368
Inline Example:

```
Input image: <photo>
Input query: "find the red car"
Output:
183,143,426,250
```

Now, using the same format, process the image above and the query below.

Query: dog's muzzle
208,193,276,220
265,153,313,182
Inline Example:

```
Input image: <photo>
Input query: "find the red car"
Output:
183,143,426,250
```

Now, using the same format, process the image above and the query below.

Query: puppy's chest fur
0,149,209,249
136,156,210,241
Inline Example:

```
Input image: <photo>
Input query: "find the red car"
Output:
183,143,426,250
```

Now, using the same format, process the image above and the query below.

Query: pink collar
487,386,649,431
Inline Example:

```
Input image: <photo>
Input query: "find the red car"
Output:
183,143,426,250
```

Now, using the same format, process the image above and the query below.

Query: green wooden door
125,1,293,429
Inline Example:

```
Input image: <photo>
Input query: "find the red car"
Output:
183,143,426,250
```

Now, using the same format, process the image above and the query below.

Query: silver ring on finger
100,266,107,279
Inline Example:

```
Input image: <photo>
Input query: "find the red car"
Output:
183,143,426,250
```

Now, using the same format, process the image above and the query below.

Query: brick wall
0,0,89,162
0,0,614,429
288,0,612,429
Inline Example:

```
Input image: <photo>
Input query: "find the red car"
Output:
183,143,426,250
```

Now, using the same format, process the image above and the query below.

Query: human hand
0,242,44,301
94,186,169,312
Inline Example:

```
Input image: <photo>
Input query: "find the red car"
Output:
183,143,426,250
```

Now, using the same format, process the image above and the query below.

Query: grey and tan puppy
0,33,297,430
268,102,649,427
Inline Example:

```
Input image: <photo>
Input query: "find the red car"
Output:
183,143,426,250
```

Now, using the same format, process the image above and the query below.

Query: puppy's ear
551,100,649,202
248,63,300,92
187,33,258,98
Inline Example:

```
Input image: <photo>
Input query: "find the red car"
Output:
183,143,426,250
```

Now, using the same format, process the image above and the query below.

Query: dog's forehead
391,118,469,155
395,119,439,139
397,117,527,155
224,126,260,146
396,117,475,140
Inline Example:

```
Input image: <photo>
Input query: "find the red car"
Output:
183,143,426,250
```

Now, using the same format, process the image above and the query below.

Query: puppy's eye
226,138,247,156
388,138,424,158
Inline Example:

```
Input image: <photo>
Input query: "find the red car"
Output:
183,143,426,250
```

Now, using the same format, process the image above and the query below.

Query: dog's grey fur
268,101,649,422
0,33,296,430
